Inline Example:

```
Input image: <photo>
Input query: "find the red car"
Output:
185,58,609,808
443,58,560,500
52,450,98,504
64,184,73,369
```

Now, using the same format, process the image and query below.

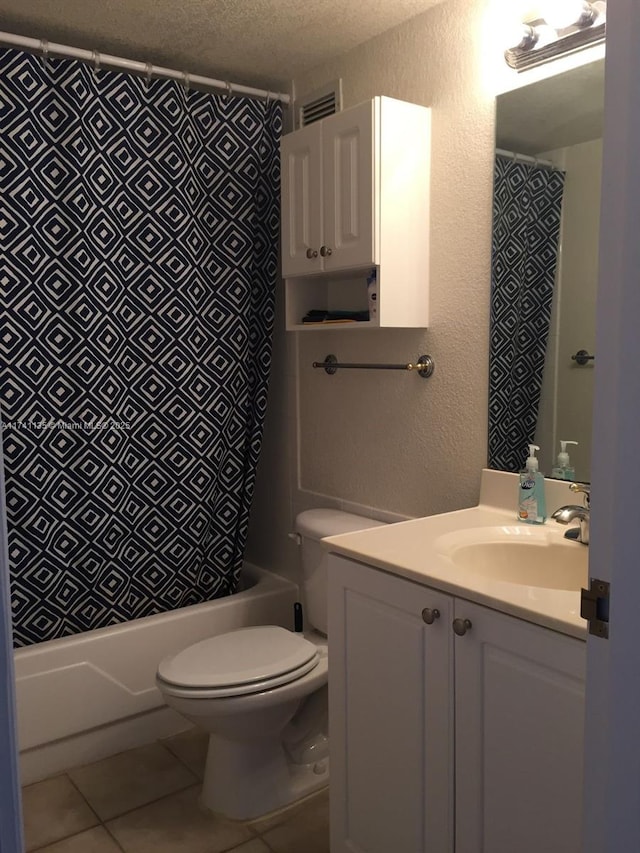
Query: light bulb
540,0,595,29
505,23,538,51
531,24,559,48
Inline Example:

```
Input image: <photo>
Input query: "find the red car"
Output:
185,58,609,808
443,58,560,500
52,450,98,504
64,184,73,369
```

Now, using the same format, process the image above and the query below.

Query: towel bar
312,354,435,379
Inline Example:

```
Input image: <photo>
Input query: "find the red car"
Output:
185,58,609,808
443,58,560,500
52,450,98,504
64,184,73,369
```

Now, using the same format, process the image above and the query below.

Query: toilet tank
295,509,387,635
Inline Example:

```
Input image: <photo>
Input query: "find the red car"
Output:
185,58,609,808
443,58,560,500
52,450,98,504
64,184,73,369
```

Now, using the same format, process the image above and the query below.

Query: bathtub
14,563,298,784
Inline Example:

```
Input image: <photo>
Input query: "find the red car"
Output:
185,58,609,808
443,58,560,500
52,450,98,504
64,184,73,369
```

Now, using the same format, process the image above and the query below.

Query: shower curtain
0,48,282,646
489,154,565,473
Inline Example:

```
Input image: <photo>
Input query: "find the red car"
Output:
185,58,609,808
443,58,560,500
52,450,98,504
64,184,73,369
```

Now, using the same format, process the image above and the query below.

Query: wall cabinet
328,554,586,853
280,97,430,330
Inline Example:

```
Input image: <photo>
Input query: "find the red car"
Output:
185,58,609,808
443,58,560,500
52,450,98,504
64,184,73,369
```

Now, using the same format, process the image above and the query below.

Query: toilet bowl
155,509,386,821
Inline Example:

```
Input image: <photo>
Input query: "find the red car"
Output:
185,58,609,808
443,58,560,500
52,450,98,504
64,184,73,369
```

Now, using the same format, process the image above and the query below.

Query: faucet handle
570,482,590,506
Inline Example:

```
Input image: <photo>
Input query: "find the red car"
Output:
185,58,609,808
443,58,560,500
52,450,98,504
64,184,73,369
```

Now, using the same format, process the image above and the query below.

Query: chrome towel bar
312,354,435,379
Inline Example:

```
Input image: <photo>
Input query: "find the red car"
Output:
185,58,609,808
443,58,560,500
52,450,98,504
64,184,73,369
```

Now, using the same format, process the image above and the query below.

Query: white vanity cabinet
454,599,585,853
327,555,455,852
328,554,586,853
280,96,430,330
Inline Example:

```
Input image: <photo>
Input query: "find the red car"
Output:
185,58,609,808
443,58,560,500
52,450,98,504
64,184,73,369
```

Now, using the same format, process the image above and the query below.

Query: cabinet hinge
580,578,610,639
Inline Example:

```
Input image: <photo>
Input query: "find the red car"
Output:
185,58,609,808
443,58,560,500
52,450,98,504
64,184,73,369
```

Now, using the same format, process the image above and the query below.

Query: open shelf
285,268,378,331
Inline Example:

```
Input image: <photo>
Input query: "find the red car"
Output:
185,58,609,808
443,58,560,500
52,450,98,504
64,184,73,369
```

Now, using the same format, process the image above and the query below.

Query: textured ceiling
496,58,605,154
0,0,448,91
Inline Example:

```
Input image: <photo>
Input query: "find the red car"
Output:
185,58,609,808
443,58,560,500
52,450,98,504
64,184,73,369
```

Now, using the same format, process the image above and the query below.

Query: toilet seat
157,625,320,699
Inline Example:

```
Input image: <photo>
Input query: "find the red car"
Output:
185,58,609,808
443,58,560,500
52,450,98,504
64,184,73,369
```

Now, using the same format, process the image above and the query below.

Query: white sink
435,526,588,591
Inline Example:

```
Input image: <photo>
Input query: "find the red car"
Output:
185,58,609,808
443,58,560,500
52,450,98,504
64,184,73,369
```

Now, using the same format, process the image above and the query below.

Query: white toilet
155,508,386,821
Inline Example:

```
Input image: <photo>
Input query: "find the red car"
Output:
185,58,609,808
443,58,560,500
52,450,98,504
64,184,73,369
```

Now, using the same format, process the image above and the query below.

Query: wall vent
296,80,343,128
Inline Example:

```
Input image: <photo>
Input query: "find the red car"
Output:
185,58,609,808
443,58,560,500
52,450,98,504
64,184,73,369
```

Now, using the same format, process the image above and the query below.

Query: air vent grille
297,80,342,128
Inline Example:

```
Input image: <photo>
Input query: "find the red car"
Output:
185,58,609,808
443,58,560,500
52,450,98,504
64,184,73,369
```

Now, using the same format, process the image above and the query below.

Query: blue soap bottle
518,444,547,525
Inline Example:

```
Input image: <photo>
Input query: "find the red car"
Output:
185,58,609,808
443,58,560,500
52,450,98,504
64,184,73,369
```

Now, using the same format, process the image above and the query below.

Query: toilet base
200,732,329,820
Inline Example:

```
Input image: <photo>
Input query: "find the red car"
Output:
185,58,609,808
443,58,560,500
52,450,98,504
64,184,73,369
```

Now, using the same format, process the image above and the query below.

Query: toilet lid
157,625,318,689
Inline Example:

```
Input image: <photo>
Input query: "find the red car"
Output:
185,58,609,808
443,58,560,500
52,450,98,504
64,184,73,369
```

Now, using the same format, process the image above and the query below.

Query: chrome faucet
551,483,590,545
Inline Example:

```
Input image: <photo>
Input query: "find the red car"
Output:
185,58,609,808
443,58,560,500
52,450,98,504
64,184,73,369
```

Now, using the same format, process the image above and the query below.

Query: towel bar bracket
313,354,435,379
571,349,595,366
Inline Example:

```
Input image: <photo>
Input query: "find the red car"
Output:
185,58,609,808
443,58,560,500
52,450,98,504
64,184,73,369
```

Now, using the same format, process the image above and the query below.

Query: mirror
491,59,605,483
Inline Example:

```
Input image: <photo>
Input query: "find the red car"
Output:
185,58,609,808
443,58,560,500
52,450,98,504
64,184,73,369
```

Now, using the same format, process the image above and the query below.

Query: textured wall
245,0,603,579
293,0,498,518
247,0,499,583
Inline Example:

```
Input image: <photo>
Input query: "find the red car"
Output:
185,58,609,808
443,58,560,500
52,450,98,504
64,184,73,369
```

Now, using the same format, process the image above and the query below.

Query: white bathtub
14,563,298,784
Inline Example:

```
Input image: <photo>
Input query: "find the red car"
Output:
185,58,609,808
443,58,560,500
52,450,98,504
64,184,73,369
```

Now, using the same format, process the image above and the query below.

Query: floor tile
261,790,330,853
161,727,208,780
33,825,123,853
106,785,254,853
22,775,98,852
68,742,196,821
227,840,270,853
249,787,328,835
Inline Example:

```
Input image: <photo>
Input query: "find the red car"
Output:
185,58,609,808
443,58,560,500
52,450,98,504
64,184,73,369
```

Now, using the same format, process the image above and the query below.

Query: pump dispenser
518,444,547,524
525,444,540,473
551,440,578,481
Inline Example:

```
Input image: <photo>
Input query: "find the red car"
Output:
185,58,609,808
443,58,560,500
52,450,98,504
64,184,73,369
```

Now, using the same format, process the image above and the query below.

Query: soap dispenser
518,444,547,525
551,440,578,481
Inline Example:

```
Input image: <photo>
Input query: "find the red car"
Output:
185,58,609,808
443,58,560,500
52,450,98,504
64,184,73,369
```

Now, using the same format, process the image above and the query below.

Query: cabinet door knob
452,618,472,636
306,248,318,259
320,245,332,257
421,608,440,625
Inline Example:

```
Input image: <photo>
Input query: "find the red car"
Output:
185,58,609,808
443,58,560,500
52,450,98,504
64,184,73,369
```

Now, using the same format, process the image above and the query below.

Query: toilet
155,508,386,821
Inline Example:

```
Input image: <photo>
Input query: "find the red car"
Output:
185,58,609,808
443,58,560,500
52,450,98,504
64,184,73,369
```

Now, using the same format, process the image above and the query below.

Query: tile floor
21,728,330,853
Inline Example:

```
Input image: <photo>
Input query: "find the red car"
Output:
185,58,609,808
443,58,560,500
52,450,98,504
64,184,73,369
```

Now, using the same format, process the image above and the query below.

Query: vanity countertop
322,470,587,640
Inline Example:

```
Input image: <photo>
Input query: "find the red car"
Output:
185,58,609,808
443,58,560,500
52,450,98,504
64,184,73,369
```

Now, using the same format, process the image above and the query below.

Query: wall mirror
489,58,605,483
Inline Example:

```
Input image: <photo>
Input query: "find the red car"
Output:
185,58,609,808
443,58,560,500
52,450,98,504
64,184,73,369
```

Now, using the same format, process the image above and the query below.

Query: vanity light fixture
504,0,605,72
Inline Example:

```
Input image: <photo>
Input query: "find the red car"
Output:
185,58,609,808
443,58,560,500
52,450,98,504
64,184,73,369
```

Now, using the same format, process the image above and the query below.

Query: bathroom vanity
324,470,587,853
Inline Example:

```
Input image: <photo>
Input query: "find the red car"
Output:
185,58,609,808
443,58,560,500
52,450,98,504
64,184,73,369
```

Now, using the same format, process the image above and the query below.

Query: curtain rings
225,81,233,100
144,62,153,90
92,49,101,78
180,71,189,106
40,39,51,75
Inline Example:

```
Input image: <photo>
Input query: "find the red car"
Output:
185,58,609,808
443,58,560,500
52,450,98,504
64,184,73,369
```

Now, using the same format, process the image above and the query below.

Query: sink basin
435,527,588,591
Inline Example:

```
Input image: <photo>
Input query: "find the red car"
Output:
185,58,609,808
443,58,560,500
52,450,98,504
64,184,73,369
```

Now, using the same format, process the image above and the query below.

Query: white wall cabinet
328,554,586,853
280,97,430,330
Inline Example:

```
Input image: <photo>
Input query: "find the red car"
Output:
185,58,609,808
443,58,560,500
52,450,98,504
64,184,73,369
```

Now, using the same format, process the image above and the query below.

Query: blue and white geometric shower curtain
489,154,565,473
0,48,282,646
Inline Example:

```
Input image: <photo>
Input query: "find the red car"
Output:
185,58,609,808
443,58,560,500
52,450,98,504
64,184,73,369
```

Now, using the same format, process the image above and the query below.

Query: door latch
580,578,610,639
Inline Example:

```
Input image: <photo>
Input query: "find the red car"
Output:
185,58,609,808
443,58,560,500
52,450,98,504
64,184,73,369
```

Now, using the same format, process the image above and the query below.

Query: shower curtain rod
495,147,558,171
0,31,291,104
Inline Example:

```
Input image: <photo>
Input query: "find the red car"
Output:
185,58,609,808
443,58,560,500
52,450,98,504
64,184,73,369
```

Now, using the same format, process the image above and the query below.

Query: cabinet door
454,601,586,853
322,101,375,272
328,555,454,853
280,123,323,277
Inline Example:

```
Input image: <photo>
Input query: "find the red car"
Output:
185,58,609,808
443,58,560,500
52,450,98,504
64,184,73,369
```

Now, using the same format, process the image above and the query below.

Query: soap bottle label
518,471,546,524
518,496,538,521
518,476,536,521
